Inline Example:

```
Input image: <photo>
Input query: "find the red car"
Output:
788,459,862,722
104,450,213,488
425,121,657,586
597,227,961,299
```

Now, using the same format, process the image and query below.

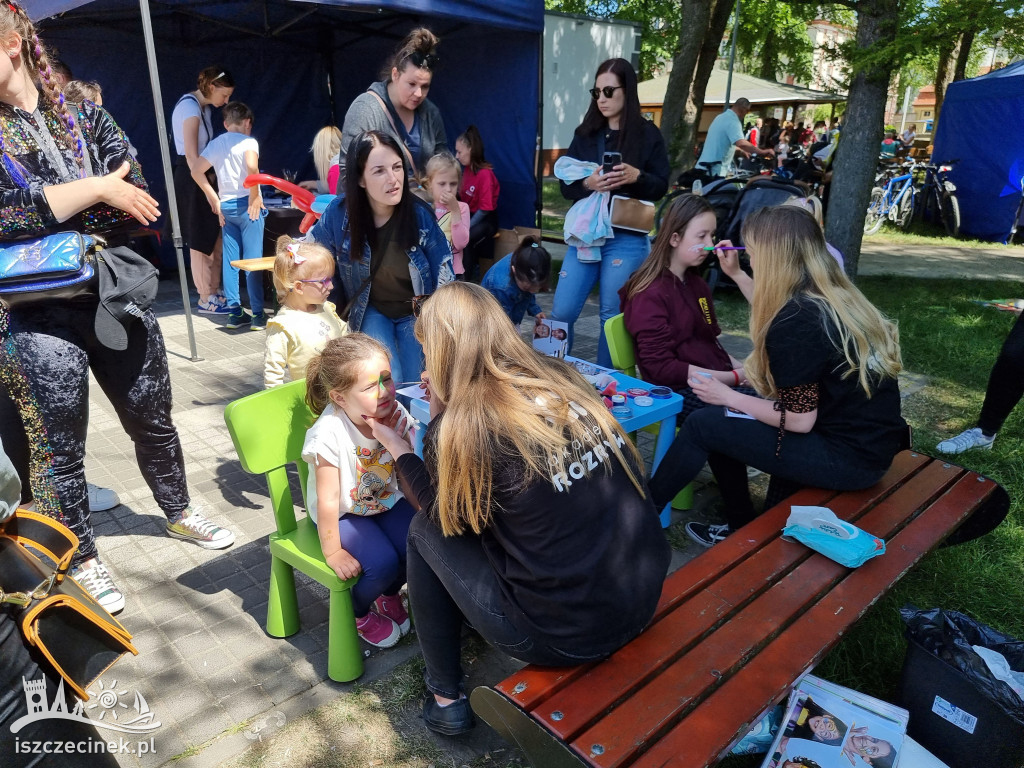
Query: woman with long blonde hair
649,206,908,547
366,281,670,736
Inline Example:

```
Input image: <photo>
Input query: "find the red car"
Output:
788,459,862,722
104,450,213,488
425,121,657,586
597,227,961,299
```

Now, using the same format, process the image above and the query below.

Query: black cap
95,247,159,350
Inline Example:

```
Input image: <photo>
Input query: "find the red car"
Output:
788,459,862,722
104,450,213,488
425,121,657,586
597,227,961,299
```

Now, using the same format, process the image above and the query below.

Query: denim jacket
480,253,542,325
309,194,454,331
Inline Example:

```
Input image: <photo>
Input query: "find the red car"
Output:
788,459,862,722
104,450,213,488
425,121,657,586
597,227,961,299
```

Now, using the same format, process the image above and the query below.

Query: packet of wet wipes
781,505,886,568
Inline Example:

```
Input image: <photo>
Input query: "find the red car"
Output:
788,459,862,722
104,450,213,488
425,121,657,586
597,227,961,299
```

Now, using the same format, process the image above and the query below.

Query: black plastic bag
900,604,1024,724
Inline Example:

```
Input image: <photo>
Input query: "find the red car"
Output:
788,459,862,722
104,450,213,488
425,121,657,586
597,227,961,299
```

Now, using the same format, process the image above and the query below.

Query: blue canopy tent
31,0,543,356
932,60,1024,243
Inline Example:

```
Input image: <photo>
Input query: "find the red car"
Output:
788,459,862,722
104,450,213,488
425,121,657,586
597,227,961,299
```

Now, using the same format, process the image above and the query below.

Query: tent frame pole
138,0,201,361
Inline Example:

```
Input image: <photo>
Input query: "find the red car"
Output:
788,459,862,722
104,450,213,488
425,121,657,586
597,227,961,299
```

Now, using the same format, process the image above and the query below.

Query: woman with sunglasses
338,28,447,185
364,282,670,735
309,131,453,384
551,57,670,368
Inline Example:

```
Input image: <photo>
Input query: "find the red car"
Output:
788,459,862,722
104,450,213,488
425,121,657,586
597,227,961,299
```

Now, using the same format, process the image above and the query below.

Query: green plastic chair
604,314,693,511
223,379,363,682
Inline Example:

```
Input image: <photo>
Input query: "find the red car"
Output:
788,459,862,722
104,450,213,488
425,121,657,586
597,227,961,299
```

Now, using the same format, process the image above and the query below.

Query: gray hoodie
337,80,448,186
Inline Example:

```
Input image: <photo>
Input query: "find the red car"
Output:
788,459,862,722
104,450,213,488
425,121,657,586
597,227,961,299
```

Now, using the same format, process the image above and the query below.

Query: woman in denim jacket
310,131,453,382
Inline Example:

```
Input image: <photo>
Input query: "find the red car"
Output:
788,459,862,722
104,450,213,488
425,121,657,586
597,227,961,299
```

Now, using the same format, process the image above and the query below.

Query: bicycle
914,160,960,238
864,159,917,235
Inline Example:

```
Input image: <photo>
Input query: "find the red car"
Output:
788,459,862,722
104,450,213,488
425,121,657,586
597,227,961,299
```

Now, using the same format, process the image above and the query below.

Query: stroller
703,177,806,292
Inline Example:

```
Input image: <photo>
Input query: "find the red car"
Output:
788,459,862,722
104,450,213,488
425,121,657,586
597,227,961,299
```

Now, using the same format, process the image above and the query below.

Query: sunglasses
590,86,623,100
294,276,333,290
407,51,439,70
411,294,429,318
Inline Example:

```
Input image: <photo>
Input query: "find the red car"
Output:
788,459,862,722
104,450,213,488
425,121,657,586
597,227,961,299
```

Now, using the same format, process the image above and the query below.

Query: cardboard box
481,226,541,279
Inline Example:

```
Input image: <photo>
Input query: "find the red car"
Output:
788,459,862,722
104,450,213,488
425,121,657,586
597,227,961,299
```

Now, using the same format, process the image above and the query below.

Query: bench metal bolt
512,681,528,694
551,711,564,721
591,744,605,756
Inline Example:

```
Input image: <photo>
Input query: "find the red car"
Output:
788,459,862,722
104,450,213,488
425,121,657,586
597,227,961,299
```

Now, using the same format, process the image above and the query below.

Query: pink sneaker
374,594,411,636
355,611,401,648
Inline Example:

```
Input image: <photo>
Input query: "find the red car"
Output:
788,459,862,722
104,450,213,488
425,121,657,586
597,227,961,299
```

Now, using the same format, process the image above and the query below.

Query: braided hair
0,1,85,187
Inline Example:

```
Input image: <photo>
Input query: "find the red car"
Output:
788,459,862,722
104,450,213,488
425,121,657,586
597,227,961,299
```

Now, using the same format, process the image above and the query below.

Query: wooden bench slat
571,556,842,767
629,471,999,768
527,456,950,742
562,460,970,766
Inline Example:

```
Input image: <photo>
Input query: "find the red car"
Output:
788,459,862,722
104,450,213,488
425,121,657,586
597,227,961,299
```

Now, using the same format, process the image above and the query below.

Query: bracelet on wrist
732,369,741,386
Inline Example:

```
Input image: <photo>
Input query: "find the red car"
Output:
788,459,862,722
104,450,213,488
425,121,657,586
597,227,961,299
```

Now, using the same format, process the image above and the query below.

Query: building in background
540,12,640,174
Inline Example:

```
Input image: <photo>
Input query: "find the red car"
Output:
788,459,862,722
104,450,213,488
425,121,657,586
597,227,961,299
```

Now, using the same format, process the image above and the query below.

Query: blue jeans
220,196,266,315
550,230,650,367
337,498,416,617
360,305,422,384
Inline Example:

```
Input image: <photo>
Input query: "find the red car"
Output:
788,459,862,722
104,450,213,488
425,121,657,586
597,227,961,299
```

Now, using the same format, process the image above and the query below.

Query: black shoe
685,521,733,547
422,695,475,736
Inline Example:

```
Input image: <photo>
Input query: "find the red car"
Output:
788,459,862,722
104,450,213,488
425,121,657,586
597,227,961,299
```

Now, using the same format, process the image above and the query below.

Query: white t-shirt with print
201,132,260,201
301,403,412,525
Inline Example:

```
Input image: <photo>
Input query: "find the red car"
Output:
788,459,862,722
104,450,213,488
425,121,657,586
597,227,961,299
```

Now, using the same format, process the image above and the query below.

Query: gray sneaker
936,427,995,455
72,558,125,615
166,503,236,549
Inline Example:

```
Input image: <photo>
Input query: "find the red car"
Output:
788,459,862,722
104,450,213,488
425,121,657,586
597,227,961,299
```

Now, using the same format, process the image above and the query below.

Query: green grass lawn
712,277,1024,717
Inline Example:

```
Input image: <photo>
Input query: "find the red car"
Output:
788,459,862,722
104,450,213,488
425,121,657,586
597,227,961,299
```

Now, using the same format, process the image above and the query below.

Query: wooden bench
470,450,1009,768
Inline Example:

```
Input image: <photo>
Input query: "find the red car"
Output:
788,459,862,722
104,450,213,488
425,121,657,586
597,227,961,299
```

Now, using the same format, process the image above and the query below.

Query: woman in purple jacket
619,194,755,421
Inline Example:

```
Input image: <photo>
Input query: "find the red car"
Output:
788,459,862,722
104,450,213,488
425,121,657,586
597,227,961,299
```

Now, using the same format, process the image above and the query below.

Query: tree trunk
953,29,975,81
673,0,734,175
824,0,899,278
660,0,713,172
932,33,961,133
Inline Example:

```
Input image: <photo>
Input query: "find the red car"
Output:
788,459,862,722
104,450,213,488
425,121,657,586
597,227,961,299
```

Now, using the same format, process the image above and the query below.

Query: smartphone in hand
602,151,622,174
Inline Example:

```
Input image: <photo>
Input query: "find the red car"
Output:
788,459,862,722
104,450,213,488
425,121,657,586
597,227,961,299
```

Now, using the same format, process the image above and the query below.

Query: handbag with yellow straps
0,509,137,700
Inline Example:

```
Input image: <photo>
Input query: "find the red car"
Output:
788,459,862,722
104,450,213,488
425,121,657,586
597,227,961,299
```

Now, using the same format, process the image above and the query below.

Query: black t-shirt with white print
766,296,907,470
396,409,671,658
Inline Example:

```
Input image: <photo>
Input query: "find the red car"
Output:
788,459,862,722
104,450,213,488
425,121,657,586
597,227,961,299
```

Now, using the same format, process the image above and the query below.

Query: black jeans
0,302,189,565
649,406,888,530
0,612,119,767
978,312,1024,436
407,512,607,700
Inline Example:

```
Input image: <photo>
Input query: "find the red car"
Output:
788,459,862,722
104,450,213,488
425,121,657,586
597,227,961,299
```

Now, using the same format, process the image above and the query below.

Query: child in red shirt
455,125,500,280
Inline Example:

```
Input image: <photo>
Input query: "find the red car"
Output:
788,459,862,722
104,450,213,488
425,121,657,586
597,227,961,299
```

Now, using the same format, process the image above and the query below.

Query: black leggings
462,210,498,280
0,612,120,767
0,302,189,565
978,312,1024,436
649,406,889,530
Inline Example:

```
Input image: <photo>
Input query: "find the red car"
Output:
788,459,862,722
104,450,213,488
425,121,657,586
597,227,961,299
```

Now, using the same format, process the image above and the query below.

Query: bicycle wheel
864,187,886,234
897,189,916,230
920,183,941,225
941,193,961,238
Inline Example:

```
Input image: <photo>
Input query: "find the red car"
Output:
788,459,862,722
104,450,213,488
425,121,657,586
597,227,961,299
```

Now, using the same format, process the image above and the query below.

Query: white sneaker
936,427,995,455
87,483,121,513
72,558,125,615
166,502,236,549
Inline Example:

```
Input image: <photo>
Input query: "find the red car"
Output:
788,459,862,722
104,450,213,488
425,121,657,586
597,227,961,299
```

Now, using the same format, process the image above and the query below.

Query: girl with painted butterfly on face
264,237,347,388
302,334,416,649
0,2,235,616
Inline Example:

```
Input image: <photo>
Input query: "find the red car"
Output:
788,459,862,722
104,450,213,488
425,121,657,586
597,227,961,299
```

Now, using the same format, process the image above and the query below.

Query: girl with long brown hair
365,281,670,735
619,193,755,425
648,206,907,547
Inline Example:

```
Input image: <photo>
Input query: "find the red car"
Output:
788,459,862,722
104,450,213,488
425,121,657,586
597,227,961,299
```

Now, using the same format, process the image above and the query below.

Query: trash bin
898,605,1024,768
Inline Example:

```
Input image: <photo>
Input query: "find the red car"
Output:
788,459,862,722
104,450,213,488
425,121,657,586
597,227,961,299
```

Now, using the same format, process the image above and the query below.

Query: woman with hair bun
171,65,235,314
338,28,447,184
